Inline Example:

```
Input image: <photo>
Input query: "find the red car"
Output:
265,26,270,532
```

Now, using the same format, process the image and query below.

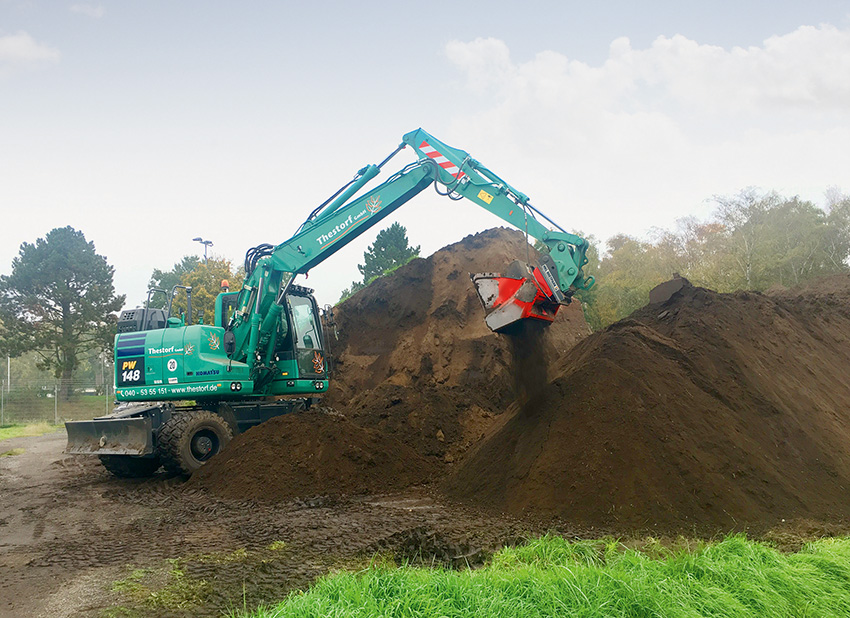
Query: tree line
576,188,850,330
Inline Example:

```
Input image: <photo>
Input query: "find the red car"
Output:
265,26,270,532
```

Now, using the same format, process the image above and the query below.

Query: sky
2,0,849,307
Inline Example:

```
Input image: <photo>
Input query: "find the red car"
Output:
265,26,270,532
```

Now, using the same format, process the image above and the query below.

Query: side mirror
223,330,236,356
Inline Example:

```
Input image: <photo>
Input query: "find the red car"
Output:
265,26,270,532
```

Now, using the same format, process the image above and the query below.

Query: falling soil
189,410,437,501
505,319,551,414
445,275,850,534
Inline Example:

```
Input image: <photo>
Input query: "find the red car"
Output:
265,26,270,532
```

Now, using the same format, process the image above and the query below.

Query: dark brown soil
325,227,590,463
189,410,437,500
445,276,850,534
192,228,590,503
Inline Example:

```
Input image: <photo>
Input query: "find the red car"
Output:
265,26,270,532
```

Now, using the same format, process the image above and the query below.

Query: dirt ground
2,432,845,618
0,430,545,618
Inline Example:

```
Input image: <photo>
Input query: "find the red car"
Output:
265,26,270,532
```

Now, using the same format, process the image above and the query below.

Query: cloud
0,31,60,76
447,25,850,115
443,26,850,242
70,3,105,18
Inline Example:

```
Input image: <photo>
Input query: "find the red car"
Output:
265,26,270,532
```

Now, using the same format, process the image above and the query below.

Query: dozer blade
471,261,562,333
65,417,153,456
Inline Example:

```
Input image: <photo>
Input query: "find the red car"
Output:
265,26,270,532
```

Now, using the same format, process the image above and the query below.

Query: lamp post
192,237,213,264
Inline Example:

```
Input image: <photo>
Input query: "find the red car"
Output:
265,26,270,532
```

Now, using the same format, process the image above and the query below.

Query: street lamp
192,237,213,263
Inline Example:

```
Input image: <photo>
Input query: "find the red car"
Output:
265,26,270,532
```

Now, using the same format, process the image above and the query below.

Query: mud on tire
98,454,162,478
157,410,233,476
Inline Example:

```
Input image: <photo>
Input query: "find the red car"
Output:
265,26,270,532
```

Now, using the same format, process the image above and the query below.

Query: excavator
65,128,594,477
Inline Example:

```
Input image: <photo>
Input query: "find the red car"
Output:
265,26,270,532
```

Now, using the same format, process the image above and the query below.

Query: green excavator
65,128,594,477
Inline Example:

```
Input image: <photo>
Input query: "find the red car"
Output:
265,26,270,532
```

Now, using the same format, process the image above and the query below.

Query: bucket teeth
471,261,561,333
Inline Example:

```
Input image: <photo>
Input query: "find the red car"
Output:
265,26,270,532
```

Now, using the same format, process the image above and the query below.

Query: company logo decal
315,195,384,249
185,343,195,356
148,345,184,355
197,369,221,377
312,351,325,374
366,195,382,213
208,333,221,351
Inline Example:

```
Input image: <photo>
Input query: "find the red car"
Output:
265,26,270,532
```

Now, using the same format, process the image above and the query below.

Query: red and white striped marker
419,140,464,178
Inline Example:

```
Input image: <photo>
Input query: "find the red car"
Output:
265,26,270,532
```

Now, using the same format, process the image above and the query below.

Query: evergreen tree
0,227,124,398
357,223,420,283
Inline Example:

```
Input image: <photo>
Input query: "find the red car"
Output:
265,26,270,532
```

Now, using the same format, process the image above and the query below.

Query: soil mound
190,410,437,501
446,275,850,533
326,227,590,461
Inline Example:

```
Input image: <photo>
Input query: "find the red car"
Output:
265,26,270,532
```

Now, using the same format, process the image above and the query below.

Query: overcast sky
2,0,849,307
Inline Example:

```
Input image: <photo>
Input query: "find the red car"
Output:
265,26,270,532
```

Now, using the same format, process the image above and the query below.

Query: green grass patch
241,534,850,618
0,447,25,457
110,558,214,612
0,422,61,441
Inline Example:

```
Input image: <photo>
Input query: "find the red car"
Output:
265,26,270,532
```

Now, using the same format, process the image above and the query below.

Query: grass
0,422,61,441
0,447,25,457
1,392,110,424
110,558,214,613
240,534,850,618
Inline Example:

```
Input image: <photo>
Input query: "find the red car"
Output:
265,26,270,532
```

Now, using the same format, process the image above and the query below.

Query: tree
0,227,125,399
337,280,365,304
825,188,850,270
148,255,201,309
175,257,244,325
357,223,420,283
149,256,243,325
713,189,782,289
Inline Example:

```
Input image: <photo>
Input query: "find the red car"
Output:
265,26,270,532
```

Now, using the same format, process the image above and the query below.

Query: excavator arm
227,128,593,366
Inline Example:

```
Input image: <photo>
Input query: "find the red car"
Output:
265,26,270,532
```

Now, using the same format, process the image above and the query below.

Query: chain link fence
0,380,115,425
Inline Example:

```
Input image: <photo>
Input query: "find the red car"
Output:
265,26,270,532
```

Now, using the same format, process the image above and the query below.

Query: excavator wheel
98,454,162,478
157,410,233,476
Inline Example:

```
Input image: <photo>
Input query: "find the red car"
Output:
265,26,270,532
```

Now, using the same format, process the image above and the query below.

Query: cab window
287,295,321,350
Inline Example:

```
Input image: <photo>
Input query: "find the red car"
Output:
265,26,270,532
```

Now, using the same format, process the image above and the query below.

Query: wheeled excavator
65,128,594,477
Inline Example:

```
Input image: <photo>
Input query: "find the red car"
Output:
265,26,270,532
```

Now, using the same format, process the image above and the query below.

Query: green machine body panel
114,289,328,403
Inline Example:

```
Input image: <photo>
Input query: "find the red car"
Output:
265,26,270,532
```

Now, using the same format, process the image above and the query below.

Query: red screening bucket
471,261,561,333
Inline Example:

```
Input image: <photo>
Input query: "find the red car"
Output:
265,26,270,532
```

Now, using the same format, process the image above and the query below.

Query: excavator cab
285,293,326,379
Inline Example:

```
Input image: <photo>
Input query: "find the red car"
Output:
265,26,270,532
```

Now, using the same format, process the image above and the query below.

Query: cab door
286,295,326,379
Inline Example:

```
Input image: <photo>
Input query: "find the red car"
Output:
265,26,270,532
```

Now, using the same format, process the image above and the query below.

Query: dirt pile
191,228,589,502
189,410,437,500
446,275,850,533
326,227,590,461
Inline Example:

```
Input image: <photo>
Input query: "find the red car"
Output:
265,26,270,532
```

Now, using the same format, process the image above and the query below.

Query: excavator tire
98,454,162,478
157,409,233,476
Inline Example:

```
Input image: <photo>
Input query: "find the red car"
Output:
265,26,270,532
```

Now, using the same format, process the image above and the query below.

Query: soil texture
325,227,590,462
0,432,535,618
189,409,438,501
446,276,850,533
